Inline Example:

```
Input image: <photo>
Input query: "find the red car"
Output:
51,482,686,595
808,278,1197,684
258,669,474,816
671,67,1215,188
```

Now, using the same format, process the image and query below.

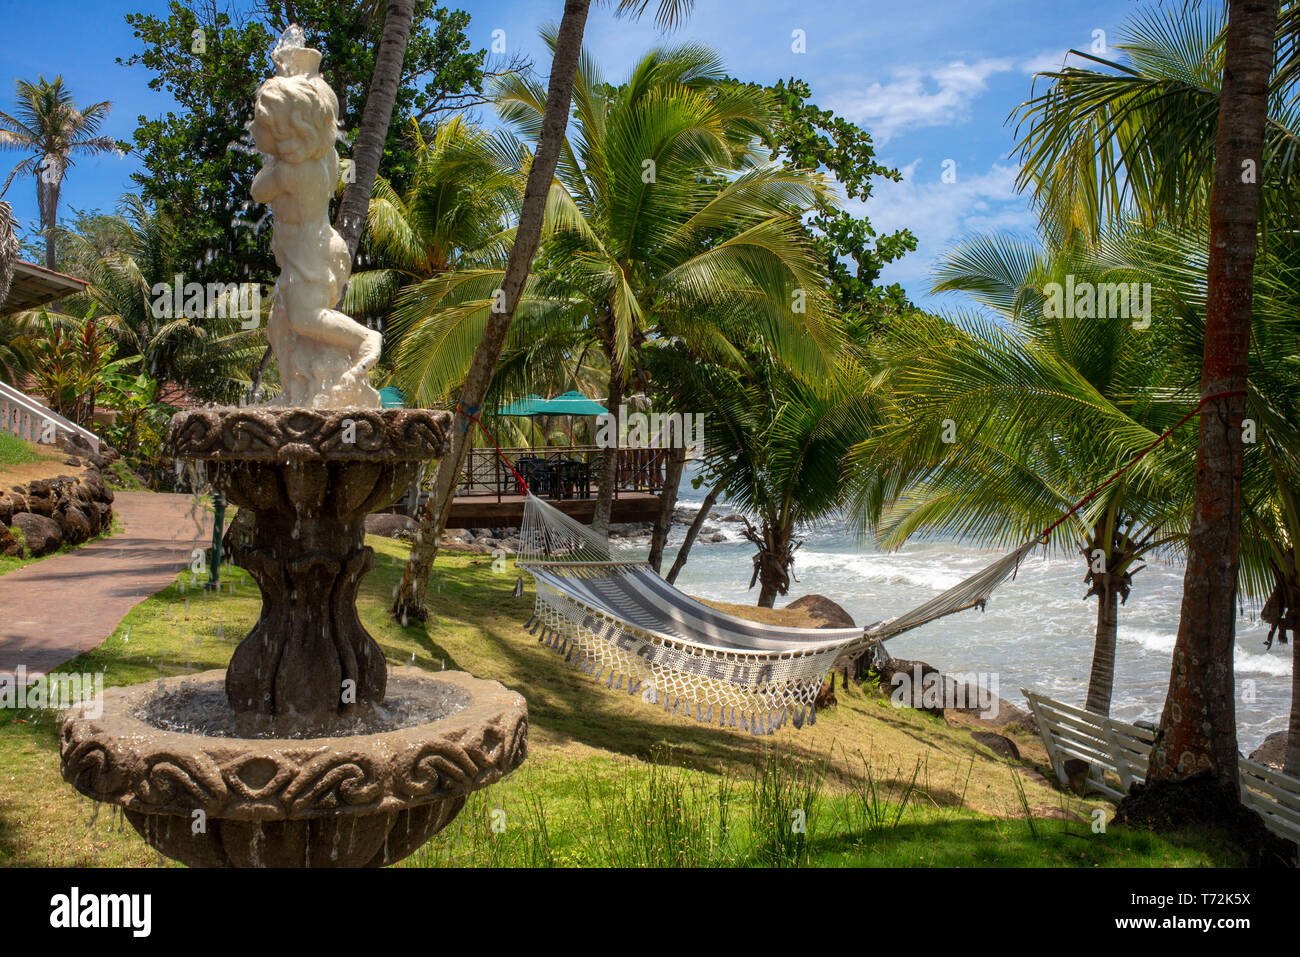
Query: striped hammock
515,493,1038,734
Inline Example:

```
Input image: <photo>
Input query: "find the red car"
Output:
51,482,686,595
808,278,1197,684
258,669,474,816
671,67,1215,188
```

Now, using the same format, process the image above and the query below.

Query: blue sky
1,0,1143,308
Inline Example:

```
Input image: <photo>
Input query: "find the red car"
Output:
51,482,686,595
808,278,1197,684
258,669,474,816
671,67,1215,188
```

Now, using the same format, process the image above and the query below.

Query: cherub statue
251,28,381,408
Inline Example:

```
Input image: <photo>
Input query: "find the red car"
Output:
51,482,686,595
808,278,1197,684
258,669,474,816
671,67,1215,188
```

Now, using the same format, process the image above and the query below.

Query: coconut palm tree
391,0,595,623
0,77,120,270
1011,0,1288,798
848,232,1198,716
652,336,876,606
393,40,838,535
335,0,416,262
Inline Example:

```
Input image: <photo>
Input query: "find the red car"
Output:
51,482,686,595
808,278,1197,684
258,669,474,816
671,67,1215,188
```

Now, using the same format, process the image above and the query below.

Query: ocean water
632,484,1292,755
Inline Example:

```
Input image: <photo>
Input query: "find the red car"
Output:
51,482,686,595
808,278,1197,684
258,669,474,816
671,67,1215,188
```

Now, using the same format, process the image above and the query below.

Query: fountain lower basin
61,668,528,867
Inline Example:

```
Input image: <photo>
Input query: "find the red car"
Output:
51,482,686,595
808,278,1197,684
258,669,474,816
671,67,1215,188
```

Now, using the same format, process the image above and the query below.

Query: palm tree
335,0,416,262
848,232,1196,716
1011,0,1287,796
0,199,18,305
653,337,875,606
55,195,265,403
0,77,120,270
392,0,702,623
393,40,837,527
392,0,594,624
345,117,520,328
1144,0,1280,797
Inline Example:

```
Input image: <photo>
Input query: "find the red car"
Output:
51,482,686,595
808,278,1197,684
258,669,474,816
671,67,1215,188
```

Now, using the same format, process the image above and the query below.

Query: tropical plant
0,77,122,270
56,195,265,404
27,307,128,426
97,369,176,465
654,338,876,607
849,232,1198,716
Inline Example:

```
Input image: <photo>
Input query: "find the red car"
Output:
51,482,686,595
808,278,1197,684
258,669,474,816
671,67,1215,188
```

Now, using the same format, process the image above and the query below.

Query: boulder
876,658,947,714
1248,731,1289,771
23,492,56,517
56,505,92,545
365,512,416,539
11,512,62,556
0,494,11,525
0,522,23,557
970,730,1021,760
786,593,856,628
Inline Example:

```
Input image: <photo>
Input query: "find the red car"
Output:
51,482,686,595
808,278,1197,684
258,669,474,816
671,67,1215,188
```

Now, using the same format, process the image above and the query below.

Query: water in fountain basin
133,673,470,739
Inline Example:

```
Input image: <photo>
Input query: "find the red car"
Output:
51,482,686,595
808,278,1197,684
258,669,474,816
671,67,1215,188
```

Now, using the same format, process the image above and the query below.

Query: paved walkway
0,492,211,677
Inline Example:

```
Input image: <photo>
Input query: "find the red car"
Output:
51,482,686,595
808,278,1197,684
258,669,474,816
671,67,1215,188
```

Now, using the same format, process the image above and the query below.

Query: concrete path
0,492,211,677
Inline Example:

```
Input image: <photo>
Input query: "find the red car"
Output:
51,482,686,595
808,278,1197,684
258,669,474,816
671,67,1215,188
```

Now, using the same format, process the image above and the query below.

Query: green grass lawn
0,431,42,467
0,531,1248,867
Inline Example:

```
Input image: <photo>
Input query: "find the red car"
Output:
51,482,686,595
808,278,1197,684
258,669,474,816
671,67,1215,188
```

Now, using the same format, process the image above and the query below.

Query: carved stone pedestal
168,407,448,717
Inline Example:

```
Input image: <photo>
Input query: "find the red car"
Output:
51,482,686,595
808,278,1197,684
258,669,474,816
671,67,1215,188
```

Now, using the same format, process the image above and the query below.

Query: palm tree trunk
1085,581,1120,715
1143,0,1278,791
648,445,686,572
666,480,721,584
1287,635,1300,776
592,334,624,538
392,0,593,623
39,167,60,271
747,519,791,609
334,0,415,262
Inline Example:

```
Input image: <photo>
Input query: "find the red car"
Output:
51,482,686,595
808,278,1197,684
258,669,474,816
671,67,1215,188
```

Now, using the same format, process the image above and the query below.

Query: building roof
498,391,608,417
1,261,87,315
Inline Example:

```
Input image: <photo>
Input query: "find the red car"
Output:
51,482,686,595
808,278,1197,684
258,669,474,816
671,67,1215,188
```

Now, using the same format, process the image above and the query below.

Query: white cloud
854,160,1037,301
830,57,1014,144
1020,49,1072,76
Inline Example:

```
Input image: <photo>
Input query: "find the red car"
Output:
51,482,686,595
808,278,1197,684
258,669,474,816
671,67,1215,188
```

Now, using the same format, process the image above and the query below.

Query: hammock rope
461,389,1245,734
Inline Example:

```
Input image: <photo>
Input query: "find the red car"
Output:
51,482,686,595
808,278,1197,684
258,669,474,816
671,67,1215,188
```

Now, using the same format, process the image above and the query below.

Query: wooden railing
457,445,669,502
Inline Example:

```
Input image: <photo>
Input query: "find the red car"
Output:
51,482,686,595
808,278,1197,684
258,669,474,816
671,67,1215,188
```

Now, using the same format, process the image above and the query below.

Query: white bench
1023,688,1300,847
1239,758,1300,846
1022,689,1155,800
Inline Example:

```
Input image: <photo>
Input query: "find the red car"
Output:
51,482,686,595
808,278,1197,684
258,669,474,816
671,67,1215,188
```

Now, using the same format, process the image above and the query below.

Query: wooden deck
445,491,661,528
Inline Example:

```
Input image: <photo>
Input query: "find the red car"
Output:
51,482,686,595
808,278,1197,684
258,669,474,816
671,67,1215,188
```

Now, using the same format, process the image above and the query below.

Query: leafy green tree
120,0,489,286
735,77,917,329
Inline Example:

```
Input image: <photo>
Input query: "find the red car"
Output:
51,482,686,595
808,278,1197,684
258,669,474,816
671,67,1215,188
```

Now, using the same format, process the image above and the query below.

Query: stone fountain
59,27,527,867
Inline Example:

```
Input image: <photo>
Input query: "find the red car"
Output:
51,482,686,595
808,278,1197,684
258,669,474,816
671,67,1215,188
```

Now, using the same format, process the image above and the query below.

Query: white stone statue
252,26,381,408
